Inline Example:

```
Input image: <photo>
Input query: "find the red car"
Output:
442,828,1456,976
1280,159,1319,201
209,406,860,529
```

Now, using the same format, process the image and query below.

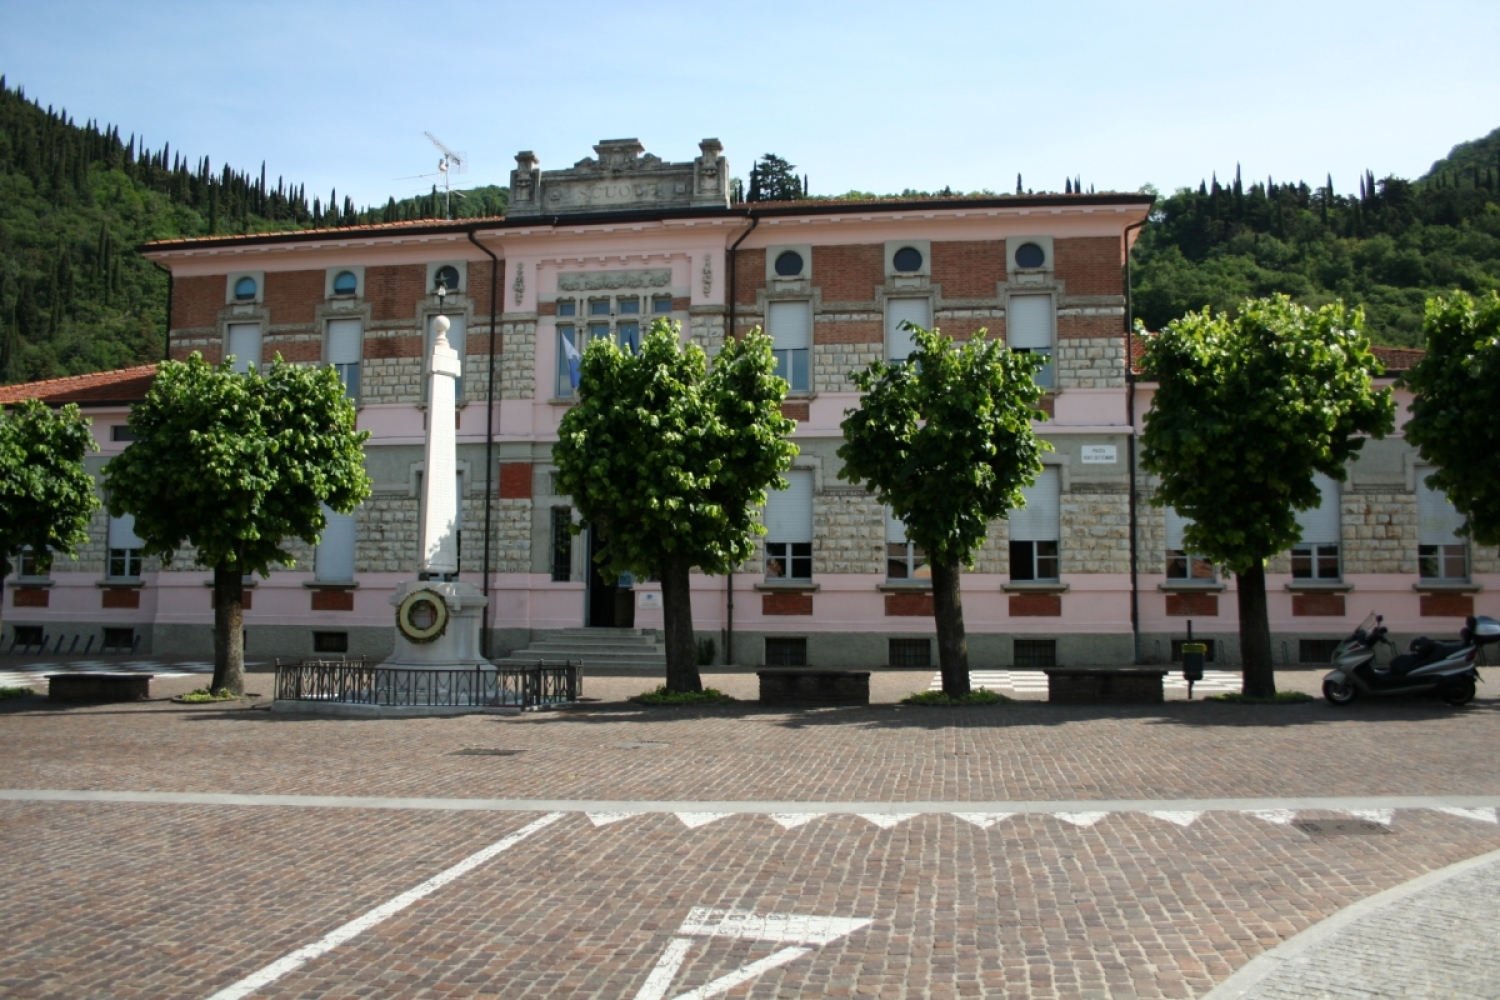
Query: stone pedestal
381,580,489,670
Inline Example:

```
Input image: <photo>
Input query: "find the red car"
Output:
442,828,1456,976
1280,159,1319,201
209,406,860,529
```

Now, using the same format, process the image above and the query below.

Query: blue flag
561,332,583,389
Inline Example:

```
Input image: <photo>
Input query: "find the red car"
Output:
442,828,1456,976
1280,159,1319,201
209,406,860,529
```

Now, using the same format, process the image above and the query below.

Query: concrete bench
1043,668,1167,705
758,669,870,706
48,673,153,702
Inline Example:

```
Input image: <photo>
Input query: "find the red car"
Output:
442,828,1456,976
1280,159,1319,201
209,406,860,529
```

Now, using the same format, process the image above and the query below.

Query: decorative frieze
559,268,671,292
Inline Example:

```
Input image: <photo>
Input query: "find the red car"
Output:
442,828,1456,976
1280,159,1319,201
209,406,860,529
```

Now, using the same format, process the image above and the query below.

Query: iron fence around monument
274,658,581,709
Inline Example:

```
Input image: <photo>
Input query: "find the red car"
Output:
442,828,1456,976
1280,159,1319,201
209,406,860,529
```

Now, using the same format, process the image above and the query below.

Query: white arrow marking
670,947,810,1000
676,812,732,829
1433,806,1498,824
770,813,825,830
1246,809,1298,825
858,812,918,829
634,938,693,1000
587,811,641,827
1052,811,1110,827
1147,810,1202,828
1345,808,1394,825
952,812,1016,829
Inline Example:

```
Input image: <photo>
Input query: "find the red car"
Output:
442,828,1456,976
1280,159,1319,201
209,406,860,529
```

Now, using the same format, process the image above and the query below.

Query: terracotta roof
0,365,158,406
142,215,507,249
1129,336,1424,378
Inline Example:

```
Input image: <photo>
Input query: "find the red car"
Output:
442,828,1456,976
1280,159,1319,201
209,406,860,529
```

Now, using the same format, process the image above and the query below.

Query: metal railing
274,658,581,709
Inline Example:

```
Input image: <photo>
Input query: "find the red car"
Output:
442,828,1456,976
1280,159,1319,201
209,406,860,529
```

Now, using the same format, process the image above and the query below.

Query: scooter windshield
1350,612,1378,643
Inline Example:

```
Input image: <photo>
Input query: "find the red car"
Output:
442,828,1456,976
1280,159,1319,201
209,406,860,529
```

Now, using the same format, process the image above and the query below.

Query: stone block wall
1134,495,1166,577
1060,490,1131,574
689,312,726,360
814,343,882,394
973,519,1010,575
1055,335,1127,388
499,319,536,400
1342,491,1418,575
490,499,532,574
814,489,883,575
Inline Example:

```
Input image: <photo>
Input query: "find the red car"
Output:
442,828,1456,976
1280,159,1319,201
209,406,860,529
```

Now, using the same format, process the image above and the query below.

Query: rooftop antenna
424,132,467,219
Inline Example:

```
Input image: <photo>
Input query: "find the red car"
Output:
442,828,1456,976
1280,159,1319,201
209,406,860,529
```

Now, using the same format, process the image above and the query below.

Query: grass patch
631,686,737,706
1206,690,1314,704
0,686,33,700
176,688,241,703
902,687,1012,706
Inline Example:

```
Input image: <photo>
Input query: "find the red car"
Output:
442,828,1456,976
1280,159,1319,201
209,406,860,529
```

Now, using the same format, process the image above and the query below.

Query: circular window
773,250,804,277
1015,243,1046,269
396,589,450,644
233,276,257,301
332,271,358,296
433,265,460,293
892,246,924,273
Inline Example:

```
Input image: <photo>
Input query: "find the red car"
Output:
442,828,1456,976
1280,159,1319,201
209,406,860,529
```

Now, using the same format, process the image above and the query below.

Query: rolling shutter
327,319,362,365
886,507,910,544
1010,467,1059,541
765,470,814,543
1295,472,1341,545
1007,295,1052,349
886,298,930,362
227,323,262,374
107,513,144,549
1165,506,1189,550
314,506,357,582
768,301,811,351
1417,473,1466,544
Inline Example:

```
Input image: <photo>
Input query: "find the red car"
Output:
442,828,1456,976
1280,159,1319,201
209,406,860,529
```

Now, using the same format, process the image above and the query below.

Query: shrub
1206,691,1314,704
631,685,737,706
901,687,1011,706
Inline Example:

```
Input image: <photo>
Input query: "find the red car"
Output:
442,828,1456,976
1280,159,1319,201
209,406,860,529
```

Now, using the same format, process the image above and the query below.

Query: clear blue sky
2,0,1495,209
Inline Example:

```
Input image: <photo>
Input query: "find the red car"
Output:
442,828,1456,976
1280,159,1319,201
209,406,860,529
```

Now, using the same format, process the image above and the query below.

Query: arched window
332,271,358,296
892,246,923,273
233,276,257,301
433,265,459,293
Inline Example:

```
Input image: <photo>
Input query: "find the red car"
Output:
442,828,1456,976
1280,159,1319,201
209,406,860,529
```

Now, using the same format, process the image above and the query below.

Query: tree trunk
931,557,971,697
1236,560,1276,698
212,563,245,696
660,550,702,693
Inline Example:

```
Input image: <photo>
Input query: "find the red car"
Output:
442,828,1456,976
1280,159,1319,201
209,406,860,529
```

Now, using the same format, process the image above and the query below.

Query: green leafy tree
1139,296,1396,697
1401,291,1500,546
747,154,805,202
0,399,99,636
103,355,370,695
839,325,1050,697
553,321,797,692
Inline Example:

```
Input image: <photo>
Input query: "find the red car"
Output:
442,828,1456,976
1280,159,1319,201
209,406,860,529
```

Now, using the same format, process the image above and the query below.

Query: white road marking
1052,811,1110,827
670,947,810,1000
1433,806,1498,824
676,812,731,829
634,937,693,1000
1247,809,1299,825
587,811,641,827
952,812,1016,829
1346,808,1394,825
770,813,825,829
859,813,918,829
1148,810,1202,827
203,812,564,1000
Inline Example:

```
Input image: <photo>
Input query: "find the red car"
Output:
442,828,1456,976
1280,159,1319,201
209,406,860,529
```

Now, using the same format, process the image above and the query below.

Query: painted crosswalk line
927,668,1244,695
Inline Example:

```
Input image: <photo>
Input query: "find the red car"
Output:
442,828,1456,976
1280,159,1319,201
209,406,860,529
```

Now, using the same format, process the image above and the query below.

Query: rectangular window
110,425,137,442
1013,639,1057,668
107,513,144,579
617,297,640,315
226,323,262,375
764,470,813,580
313,631,349,654
1299,639,1341,664
314,505,357,582
652,295,673,314
326,318,362,401
556,299,577,318
886,298,930,363
425,314,466,401
1008,294,1054,388
102,627,135,652
765,637,807,666
1417,473,1468,581
767,300,811,392
551,506,574,582
555,325,591,399
14,625,44,648
617,320,641,354
888,638,932,668
885,508,929,581
1291,472,1341,579
1008,467,1060,581
589,299,611,316
19,547,44,577
1165,507,1215,580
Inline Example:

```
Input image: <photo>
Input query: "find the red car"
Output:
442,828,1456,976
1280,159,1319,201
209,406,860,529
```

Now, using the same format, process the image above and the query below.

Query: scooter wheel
1323,677,1356,705
1440,678,1476,706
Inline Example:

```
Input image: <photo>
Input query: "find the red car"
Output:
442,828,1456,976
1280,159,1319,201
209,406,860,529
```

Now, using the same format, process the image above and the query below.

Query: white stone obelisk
382,312,488,670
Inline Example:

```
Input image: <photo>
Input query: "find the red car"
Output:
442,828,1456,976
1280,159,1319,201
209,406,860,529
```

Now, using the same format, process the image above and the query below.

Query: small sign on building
637,591,663,610
1081,445,1118,464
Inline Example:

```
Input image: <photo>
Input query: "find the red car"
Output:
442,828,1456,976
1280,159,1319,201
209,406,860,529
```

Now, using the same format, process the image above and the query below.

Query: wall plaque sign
558,269,671,291
1081,445,1118,464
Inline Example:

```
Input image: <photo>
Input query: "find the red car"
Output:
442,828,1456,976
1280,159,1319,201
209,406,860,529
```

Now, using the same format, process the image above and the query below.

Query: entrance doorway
586,528,635,628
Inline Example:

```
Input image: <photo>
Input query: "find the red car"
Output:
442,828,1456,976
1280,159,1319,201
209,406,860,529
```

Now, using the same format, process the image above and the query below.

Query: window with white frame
18,546,45,578
1165,506,1215,580
1292,472,1341,580
767,300,811,392
107,512,144,579
425,313,465,401
314,505,357,582
764,470,813,581
326,318,362,401
1007,294,1054,388
1009,467,1060,581
1417,472,1468,581
554,294,672,398
885,298,930,364
885,508,929,581
226,323,262,375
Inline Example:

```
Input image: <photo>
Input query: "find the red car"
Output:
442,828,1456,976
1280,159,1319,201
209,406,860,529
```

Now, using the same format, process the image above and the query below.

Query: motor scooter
1323,612,1499,706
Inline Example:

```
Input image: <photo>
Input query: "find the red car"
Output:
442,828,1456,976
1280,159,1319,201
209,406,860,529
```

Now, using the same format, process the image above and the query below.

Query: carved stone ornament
558,268,671,292
702,254,713,298
513,262,525,306
396,588,450,644
507,138,730,218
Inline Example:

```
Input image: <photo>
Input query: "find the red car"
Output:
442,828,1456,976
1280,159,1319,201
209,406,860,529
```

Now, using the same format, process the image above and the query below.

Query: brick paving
1,668,1498,997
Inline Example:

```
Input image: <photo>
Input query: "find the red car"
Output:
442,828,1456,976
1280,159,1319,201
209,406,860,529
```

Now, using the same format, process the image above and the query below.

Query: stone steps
494,628,667,674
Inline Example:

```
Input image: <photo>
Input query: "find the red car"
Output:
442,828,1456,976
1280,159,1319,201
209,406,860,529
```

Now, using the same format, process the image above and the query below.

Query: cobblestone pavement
2,669,1498,998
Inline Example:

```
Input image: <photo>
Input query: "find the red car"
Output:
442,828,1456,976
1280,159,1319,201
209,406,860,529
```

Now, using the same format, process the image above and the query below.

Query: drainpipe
151,260,173,362
723,211,759,665
467,228,501,659
1124,215,1148,664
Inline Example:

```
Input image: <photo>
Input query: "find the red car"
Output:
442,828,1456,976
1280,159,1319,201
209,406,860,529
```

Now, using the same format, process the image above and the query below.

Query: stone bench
47,673,153,702
1043,668,1167,705
758,669,870,706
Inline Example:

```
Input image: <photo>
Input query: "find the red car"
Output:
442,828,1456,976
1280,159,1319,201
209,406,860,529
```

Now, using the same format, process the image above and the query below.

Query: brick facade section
468,258,498,317
1420,592,1474,618
885,592,934,617
1166,592,1219,616
763,592,813,615
1054,237,1122,296
173,275,222,330
1009,593,1062,616
366,264,426,322
813,245,884,303
365,335,422,359
465,333,492,357
263,337,320,363
934,317,993,341
780,401,810,422
310,590,355,612
263,270,325,325
101,588,141,610
733,248,766,306
1036,395,1056,419
1292,592,1346,617
813,320,883,345
930,240,1007,299
1056,313,1121,340
13,588,48,608
499,463,532,500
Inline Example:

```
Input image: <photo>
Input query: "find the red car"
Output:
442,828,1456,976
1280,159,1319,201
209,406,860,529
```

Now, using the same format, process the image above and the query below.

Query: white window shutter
1009,467,1060,541
1165,506,1189,550
1008,295,1052,349
767,301,811,351
315,506,357,582
765,470,814,543
1295,472,1341,545
108,513,144,549
227,323,261,374
1417,473,1465,544
327,319,362,365
885,507,910,544
886,298,930,361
